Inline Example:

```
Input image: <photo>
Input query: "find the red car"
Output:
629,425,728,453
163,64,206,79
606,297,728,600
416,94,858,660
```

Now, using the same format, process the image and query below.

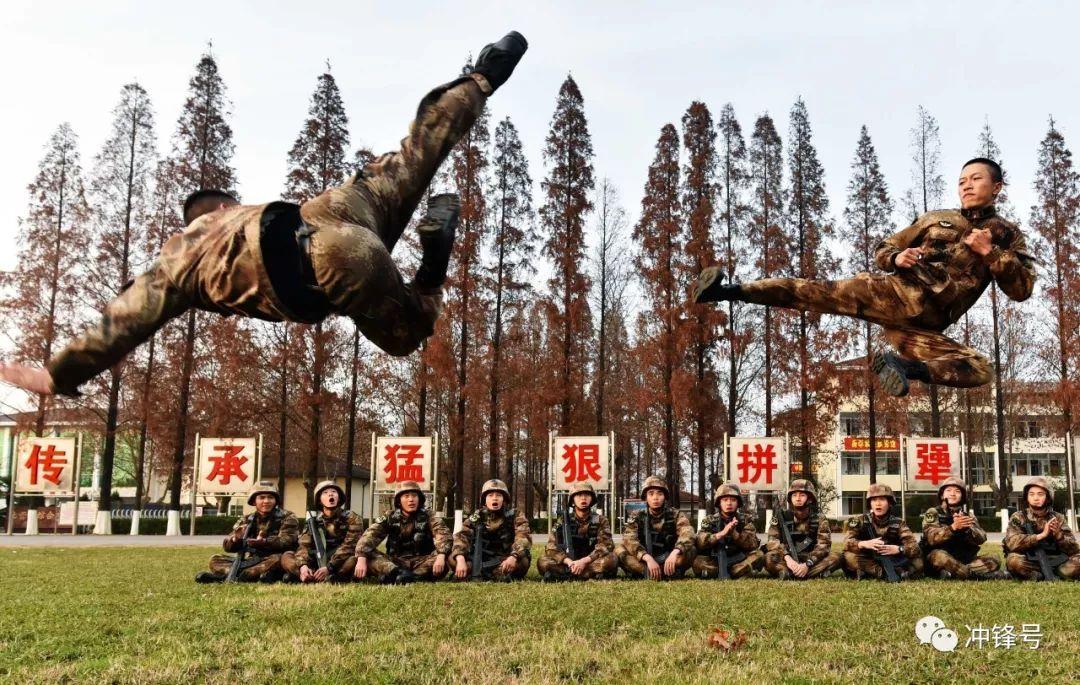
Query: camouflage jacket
451,508,531,560
357,509,452,559
766,509,832,565
620,507,695,561
1003,507,1079,556
873,206,1035,329
695,511,759,555
544,510,613,563
843,512,920,559
921,504,987,555
223,507,299,556
296,508,363,571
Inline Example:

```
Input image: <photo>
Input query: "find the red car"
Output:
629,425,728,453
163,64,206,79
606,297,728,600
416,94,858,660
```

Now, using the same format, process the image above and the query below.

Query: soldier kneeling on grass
842,483,923,580
920,476,1002,580
451,479,531,581
1003,477,1080,581
693,481,762,579
764,479,841,579
196,481,299,583
537,482,617,581
354,480,452,584
280,480,362,583
615,476,696,580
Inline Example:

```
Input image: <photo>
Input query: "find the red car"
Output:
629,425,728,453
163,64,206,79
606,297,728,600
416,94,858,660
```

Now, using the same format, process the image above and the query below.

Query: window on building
840,414,863,436
844,454,864,475
972,492,996,517
843,492,865,515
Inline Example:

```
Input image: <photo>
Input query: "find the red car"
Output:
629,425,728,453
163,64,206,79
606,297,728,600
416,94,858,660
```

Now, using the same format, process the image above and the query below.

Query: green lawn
0,545,1076,684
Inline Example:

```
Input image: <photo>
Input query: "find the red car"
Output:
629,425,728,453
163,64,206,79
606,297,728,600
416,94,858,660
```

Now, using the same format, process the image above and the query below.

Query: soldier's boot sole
474,31,529,92
872,352,910,397
195,572,224,584
693,267,741,303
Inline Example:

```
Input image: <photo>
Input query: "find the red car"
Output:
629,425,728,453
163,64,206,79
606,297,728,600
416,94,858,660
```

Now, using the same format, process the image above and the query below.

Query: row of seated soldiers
195,473,1079,584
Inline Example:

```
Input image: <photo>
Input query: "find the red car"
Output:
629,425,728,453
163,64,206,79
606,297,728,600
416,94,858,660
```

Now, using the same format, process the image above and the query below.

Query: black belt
260,202,332,323
296,221,319,290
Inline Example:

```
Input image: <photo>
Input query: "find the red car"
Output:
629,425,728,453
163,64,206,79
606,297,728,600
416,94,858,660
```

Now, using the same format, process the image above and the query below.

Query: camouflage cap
786,479,817,506
713,481,744,507
1023,476,1054,502
865,482,896,506
393,480,426,509
313,480,345,505
480,478,510,501
937,476,967,504
247,481,280,506
640,475,669,500
568,482,597,505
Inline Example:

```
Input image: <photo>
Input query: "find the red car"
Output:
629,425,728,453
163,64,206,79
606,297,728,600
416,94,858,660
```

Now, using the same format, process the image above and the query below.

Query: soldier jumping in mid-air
693,157,1034,396
0,32,528,398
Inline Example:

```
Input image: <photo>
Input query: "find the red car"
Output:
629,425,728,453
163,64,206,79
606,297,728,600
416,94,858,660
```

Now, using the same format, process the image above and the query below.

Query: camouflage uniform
356,481,452,582
281,481,362,582
615,477,696,578
1003,478,1080,581
693,482,763,579
920,476,1000,579
205,482,299,582
537,483,617,580
719,206,1034,388
842,484,924,579
450,480,531,580
764,480,841,579
44,73,495,397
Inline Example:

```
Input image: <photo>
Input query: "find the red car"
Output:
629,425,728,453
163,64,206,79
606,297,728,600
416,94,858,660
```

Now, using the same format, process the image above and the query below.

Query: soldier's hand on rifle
880,544,901,556
793,561,809,578
313,567,329,582
569,557,591,575
300,565,313,582
894,247,925,269
859,537,885,552
1045,518,1062,538
454,555,469,579
784,555,801,574
499,556,518,574
354,556,368,580
952,514,975,531
963,228,993,256
643,554,662,580
432,554,446,576
663,549,681,577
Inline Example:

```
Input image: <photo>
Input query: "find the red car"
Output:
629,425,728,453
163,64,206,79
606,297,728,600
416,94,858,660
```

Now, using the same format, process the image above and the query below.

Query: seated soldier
450,479,531,581
842,483,923,581
281,480,362,583
693,481,763,579
537,483,617,581
1003,477,1080,581
615,476,695,580
921,476,1002,580
354,480,452,584
196,481,299,583
764,479,841,580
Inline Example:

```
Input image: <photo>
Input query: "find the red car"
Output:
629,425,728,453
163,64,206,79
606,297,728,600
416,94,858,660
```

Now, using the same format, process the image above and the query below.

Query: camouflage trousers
615,545,697,579
207,553,283,582
842,551,924,579
536,552,618,580
365,550,449,582
736,275,991,388
925,550,1000,579
1005,552,1080,580
280,551,357,582
764,550,842,579
448,552,530,581
693,549,764,579
45,74,490,394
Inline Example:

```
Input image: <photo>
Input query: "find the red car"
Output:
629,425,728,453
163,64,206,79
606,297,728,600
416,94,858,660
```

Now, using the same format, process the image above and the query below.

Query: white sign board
726,436,788,491
15,437,78,496
197,437,259,495
553,435,611,491
373,436,434,493
905,437,961,492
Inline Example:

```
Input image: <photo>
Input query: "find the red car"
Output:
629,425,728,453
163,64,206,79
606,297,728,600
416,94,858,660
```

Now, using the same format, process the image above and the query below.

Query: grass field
0,545,1076,684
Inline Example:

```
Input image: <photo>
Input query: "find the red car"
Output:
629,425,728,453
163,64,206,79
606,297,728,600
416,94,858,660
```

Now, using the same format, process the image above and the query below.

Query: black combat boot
872,351,931,397
195,572,224,584
414,194,460,290
473,31,528,92
692,267,743,303
258,568,284,584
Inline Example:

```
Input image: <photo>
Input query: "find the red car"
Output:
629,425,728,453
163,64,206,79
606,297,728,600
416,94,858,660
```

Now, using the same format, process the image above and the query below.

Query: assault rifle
470,512,504,580
1021,507,1063,582
712,517,731,580
642,513,669,567
225,516,260,583
561,504,576,561
862,512,900,583
306,511,329,571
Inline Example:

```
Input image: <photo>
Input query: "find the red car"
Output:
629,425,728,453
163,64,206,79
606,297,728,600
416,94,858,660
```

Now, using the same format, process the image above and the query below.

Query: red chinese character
206,445,250,486
915,442,952,485
384,443,425,484
737,443,777,485
23,443,68,486
561,443,602,483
